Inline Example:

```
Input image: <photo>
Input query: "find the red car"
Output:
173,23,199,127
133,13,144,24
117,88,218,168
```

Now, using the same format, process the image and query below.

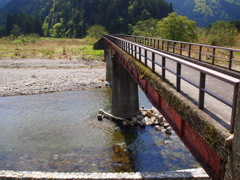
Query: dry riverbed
0,58,107,97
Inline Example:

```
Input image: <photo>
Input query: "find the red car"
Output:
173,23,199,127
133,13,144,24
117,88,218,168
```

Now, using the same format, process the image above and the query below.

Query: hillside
0,0,50,25
0,0,173,38
165,0,240,26
0,0,12,8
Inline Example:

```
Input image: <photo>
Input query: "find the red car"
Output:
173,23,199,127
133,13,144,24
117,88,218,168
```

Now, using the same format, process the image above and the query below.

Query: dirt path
0,58,108,97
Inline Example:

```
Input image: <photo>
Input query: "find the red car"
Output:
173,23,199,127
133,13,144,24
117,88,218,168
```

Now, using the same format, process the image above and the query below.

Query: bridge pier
104,45,113,85
110,54,139,118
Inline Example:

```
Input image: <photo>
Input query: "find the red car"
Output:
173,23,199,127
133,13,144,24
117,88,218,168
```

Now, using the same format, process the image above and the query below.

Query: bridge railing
103,34,240,133
116,34,240,73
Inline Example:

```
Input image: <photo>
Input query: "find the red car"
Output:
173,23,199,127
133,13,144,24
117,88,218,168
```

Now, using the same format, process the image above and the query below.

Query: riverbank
0,58,107,97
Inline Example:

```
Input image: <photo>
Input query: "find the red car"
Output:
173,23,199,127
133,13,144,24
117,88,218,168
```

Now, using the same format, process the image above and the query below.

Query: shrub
207,21,238,46
86,25,108,39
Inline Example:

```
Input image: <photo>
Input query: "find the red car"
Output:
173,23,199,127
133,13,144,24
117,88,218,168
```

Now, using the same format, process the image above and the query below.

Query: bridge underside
103,38,232,180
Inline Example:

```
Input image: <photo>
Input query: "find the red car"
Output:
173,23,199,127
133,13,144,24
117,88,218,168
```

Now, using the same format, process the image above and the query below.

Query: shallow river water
0,88,199,172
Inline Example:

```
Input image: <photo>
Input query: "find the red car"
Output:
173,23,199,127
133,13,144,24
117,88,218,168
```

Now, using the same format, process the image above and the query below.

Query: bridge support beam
105,45,113,85
111,54,139,118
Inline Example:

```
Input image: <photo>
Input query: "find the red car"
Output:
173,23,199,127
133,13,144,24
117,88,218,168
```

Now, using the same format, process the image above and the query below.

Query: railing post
177,63,181,92
167,41,170,51
131,44,133,56
145,49,148,67
135,45,137,59
212,48,216,65
188,44,192,58
230,83,239,133
152,52,155,73
180,43,183,55
173,42,176,53
199,46,202,61
139,47,142,62
199,72,206,109
162,56,166,80
229,50,233,70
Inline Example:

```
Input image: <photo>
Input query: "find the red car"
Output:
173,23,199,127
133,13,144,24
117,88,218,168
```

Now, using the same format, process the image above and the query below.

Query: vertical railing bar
167,41,170,51
177,63,181,92
173,42,176,53
199,46,202,61
230,83,239,133
139,47,142,62
180,43,183,55
199,72,206,109
145,49,148,67
162,56,166,80
229,51,233,70
162,41,164,50
212,48,216,65
135,45,137,59
188,44,192,58
131,44,133,56
158,40,160,49
154,39,156,48
152,52,155,73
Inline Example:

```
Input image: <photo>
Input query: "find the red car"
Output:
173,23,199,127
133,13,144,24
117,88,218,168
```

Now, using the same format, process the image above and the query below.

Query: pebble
165,127,172,135
155,125,162,132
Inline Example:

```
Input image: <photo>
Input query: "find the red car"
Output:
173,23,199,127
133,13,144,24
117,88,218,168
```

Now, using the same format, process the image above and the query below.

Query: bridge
95,34,240,180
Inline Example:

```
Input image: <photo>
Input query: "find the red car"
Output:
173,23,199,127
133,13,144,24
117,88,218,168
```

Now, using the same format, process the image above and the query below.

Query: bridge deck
105,35,239,132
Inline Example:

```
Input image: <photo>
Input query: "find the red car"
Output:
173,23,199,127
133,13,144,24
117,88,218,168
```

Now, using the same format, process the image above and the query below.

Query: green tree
157,12,198,42
86,25,108,39
207,21,238,46
11,24,22,37
132,18,160,37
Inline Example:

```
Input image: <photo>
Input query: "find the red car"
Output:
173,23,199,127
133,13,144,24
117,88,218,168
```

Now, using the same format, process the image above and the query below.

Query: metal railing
116,34,240,73
103,34,240,133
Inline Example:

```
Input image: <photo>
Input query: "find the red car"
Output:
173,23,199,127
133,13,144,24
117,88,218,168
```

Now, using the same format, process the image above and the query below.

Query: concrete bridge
95,34,240,180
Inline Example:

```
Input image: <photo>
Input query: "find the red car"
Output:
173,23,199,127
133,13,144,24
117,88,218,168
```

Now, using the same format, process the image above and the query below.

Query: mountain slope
165,0,240,26
0,0,12,8
0,0,50,24
0,0,173,37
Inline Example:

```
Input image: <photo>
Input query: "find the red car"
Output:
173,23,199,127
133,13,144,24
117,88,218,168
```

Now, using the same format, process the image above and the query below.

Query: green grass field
0,35,104,60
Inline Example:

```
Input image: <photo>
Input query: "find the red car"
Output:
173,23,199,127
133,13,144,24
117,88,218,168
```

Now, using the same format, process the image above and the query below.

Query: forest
165,0,240,26
0,0,173,38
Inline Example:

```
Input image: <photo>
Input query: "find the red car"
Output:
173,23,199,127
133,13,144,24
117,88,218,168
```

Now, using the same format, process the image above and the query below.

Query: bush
157,12,198,42
86,25,108,39
132,18,160,37
207,21,238,46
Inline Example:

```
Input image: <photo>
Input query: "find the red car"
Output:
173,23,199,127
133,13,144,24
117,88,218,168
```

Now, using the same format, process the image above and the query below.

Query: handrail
116,34,240,73
103,34,240,133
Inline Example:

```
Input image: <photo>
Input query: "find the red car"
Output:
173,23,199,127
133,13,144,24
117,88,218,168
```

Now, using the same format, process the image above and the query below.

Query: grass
0,35,104,61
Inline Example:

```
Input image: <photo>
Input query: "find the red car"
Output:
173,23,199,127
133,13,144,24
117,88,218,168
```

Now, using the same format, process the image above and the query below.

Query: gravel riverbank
0,58,108,97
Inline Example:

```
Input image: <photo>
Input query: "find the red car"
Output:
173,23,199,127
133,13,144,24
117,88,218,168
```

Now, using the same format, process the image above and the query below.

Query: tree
132,18,160,37
11,24,22,37
86,25,108,39
157,12,198,42
207,21,238,46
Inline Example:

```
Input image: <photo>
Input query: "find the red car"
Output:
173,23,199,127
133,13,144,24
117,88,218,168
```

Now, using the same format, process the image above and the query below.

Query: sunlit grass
0,35,104,60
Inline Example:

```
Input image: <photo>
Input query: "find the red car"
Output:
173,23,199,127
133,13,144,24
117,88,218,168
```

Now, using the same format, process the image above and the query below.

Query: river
0,88,199,172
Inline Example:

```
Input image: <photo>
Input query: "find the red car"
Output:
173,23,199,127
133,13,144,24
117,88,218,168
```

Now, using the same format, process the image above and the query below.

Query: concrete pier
111,54,139,118
105,45,113,85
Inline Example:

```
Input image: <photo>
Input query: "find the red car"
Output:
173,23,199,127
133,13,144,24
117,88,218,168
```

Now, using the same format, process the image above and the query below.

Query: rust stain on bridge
103,37,234,180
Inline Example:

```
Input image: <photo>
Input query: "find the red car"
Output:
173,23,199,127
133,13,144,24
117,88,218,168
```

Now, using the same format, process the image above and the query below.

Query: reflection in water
0,88,199,172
